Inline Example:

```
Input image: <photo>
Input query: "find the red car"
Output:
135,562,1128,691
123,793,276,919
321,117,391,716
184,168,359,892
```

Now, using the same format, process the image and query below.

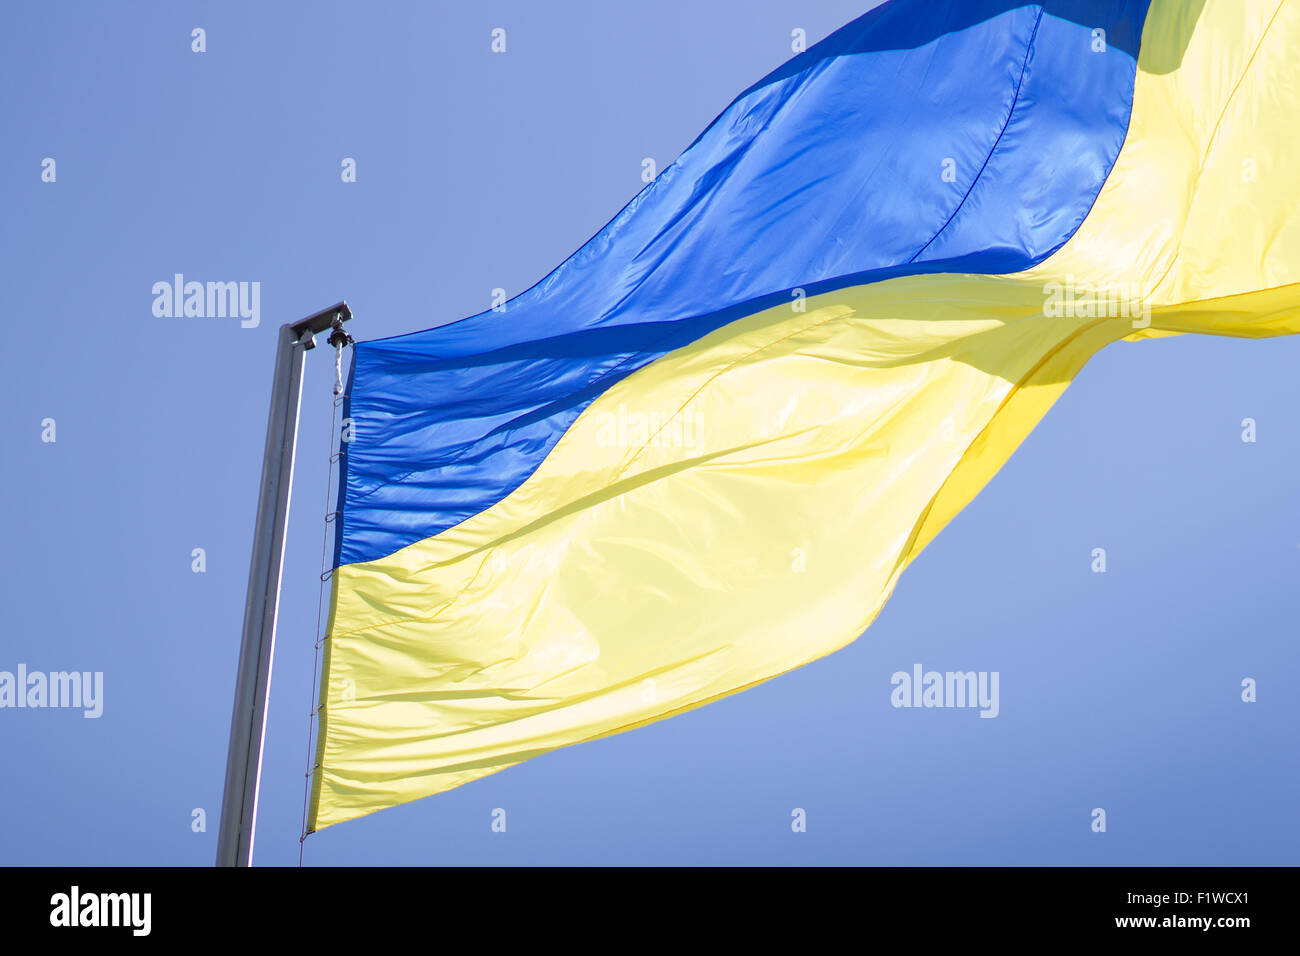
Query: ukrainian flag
308,0,1300,831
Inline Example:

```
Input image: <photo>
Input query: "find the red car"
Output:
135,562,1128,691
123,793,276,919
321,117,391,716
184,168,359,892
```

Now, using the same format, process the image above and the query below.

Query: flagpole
216,301,352,867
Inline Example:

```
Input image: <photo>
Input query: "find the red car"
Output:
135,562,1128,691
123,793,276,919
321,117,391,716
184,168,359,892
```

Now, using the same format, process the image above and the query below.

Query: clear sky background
2,0,1296,866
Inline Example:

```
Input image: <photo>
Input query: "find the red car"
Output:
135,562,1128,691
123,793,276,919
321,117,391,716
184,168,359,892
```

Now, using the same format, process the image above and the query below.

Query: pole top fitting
288,301,353,351
327,311,355,350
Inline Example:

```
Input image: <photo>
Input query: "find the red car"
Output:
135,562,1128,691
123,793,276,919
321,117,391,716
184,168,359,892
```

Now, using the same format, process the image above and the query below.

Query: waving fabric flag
308,0,1300,831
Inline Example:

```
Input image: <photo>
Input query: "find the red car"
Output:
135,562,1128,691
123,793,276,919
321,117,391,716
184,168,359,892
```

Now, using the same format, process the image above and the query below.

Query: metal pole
217,302,352,867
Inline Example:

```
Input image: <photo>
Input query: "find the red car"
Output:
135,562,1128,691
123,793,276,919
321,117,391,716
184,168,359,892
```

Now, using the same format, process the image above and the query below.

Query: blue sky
2,0,1296,865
